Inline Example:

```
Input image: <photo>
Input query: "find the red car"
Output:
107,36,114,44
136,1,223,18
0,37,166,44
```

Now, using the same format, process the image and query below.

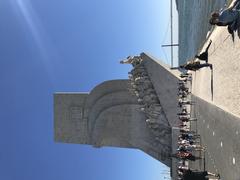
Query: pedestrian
181,169,220,180
179,133,200,140
178,86,189,93
178,90,190,97
177,112,190,116
180,72,192,78
179,116,197,122
180,60,212,71
178,99,194,107
180,144,205,152
180,129,196,134
195,40,212,63
178,138,199,145
209,0,240,35
175,152,202,161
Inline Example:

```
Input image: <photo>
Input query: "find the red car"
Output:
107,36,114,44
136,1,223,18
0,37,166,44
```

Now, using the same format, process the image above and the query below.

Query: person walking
195,40,212,63
209,0,240,35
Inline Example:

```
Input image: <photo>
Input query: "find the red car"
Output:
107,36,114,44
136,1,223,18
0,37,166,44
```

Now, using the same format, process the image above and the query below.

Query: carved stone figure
120,56,143,67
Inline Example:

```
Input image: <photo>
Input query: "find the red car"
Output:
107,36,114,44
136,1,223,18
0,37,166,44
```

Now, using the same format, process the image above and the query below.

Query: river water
177,0,227,64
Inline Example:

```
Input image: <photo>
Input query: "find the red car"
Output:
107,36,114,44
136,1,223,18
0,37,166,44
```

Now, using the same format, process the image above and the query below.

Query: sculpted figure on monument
129,67,146,77
135,79,151,85
145,111,159,119
144,88,156,95
147,117,169,128
138,95,158,105
140,82,154,91
141,104,162,114
147,122,160,129
152,126,171,137
155,136,169,146
134,76,150,82
153,144,171,160
135,91,144,98
146,121,162,131
134,76,149,80
146,118,158,124
120,56,143,67
146,112,161,120
131,72,148,79
135,79,151,86
148,103,162,113
129,67,144,75
160,150,171,161
132,83,152,93
129,82,153,98
145,94,159,104
134,90,155,99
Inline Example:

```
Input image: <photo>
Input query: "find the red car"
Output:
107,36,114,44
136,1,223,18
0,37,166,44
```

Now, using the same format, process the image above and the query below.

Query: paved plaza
189,96,240,180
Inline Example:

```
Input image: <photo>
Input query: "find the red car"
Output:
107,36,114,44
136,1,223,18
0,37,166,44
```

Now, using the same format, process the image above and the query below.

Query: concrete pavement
191,26,240,118
190,96,240,180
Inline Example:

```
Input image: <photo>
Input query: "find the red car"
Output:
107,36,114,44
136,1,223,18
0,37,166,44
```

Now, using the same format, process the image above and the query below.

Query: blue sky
0,0,178,179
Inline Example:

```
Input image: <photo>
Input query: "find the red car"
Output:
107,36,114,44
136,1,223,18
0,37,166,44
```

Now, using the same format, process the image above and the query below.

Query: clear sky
0,0,178,179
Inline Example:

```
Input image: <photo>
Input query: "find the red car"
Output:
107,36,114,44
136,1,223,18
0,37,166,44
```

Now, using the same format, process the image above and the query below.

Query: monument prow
54,53,181,167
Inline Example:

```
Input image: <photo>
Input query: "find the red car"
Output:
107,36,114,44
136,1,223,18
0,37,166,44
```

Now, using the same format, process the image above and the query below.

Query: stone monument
54,52,180,167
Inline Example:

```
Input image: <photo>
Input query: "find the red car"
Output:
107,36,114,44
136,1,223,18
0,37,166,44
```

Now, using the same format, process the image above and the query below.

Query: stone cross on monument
54,53,180,167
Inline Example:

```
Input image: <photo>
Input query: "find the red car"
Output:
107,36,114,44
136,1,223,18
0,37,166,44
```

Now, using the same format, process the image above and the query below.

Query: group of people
121,56,171,150
180,40,212,71
210,0,240,39
180,0,240,71
177,166,220,180
174,72,220,180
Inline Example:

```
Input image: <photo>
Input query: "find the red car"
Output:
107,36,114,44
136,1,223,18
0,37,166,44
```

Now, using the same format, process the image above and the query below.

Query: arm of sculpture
120,56,132,64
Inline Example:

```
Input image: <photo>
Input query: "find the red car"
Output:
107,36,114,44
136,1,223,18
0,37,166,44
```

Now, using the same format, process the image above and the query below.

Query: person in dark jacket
180,60,212,71
195,40,212,63
180,169,220,180
209,0,240,36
